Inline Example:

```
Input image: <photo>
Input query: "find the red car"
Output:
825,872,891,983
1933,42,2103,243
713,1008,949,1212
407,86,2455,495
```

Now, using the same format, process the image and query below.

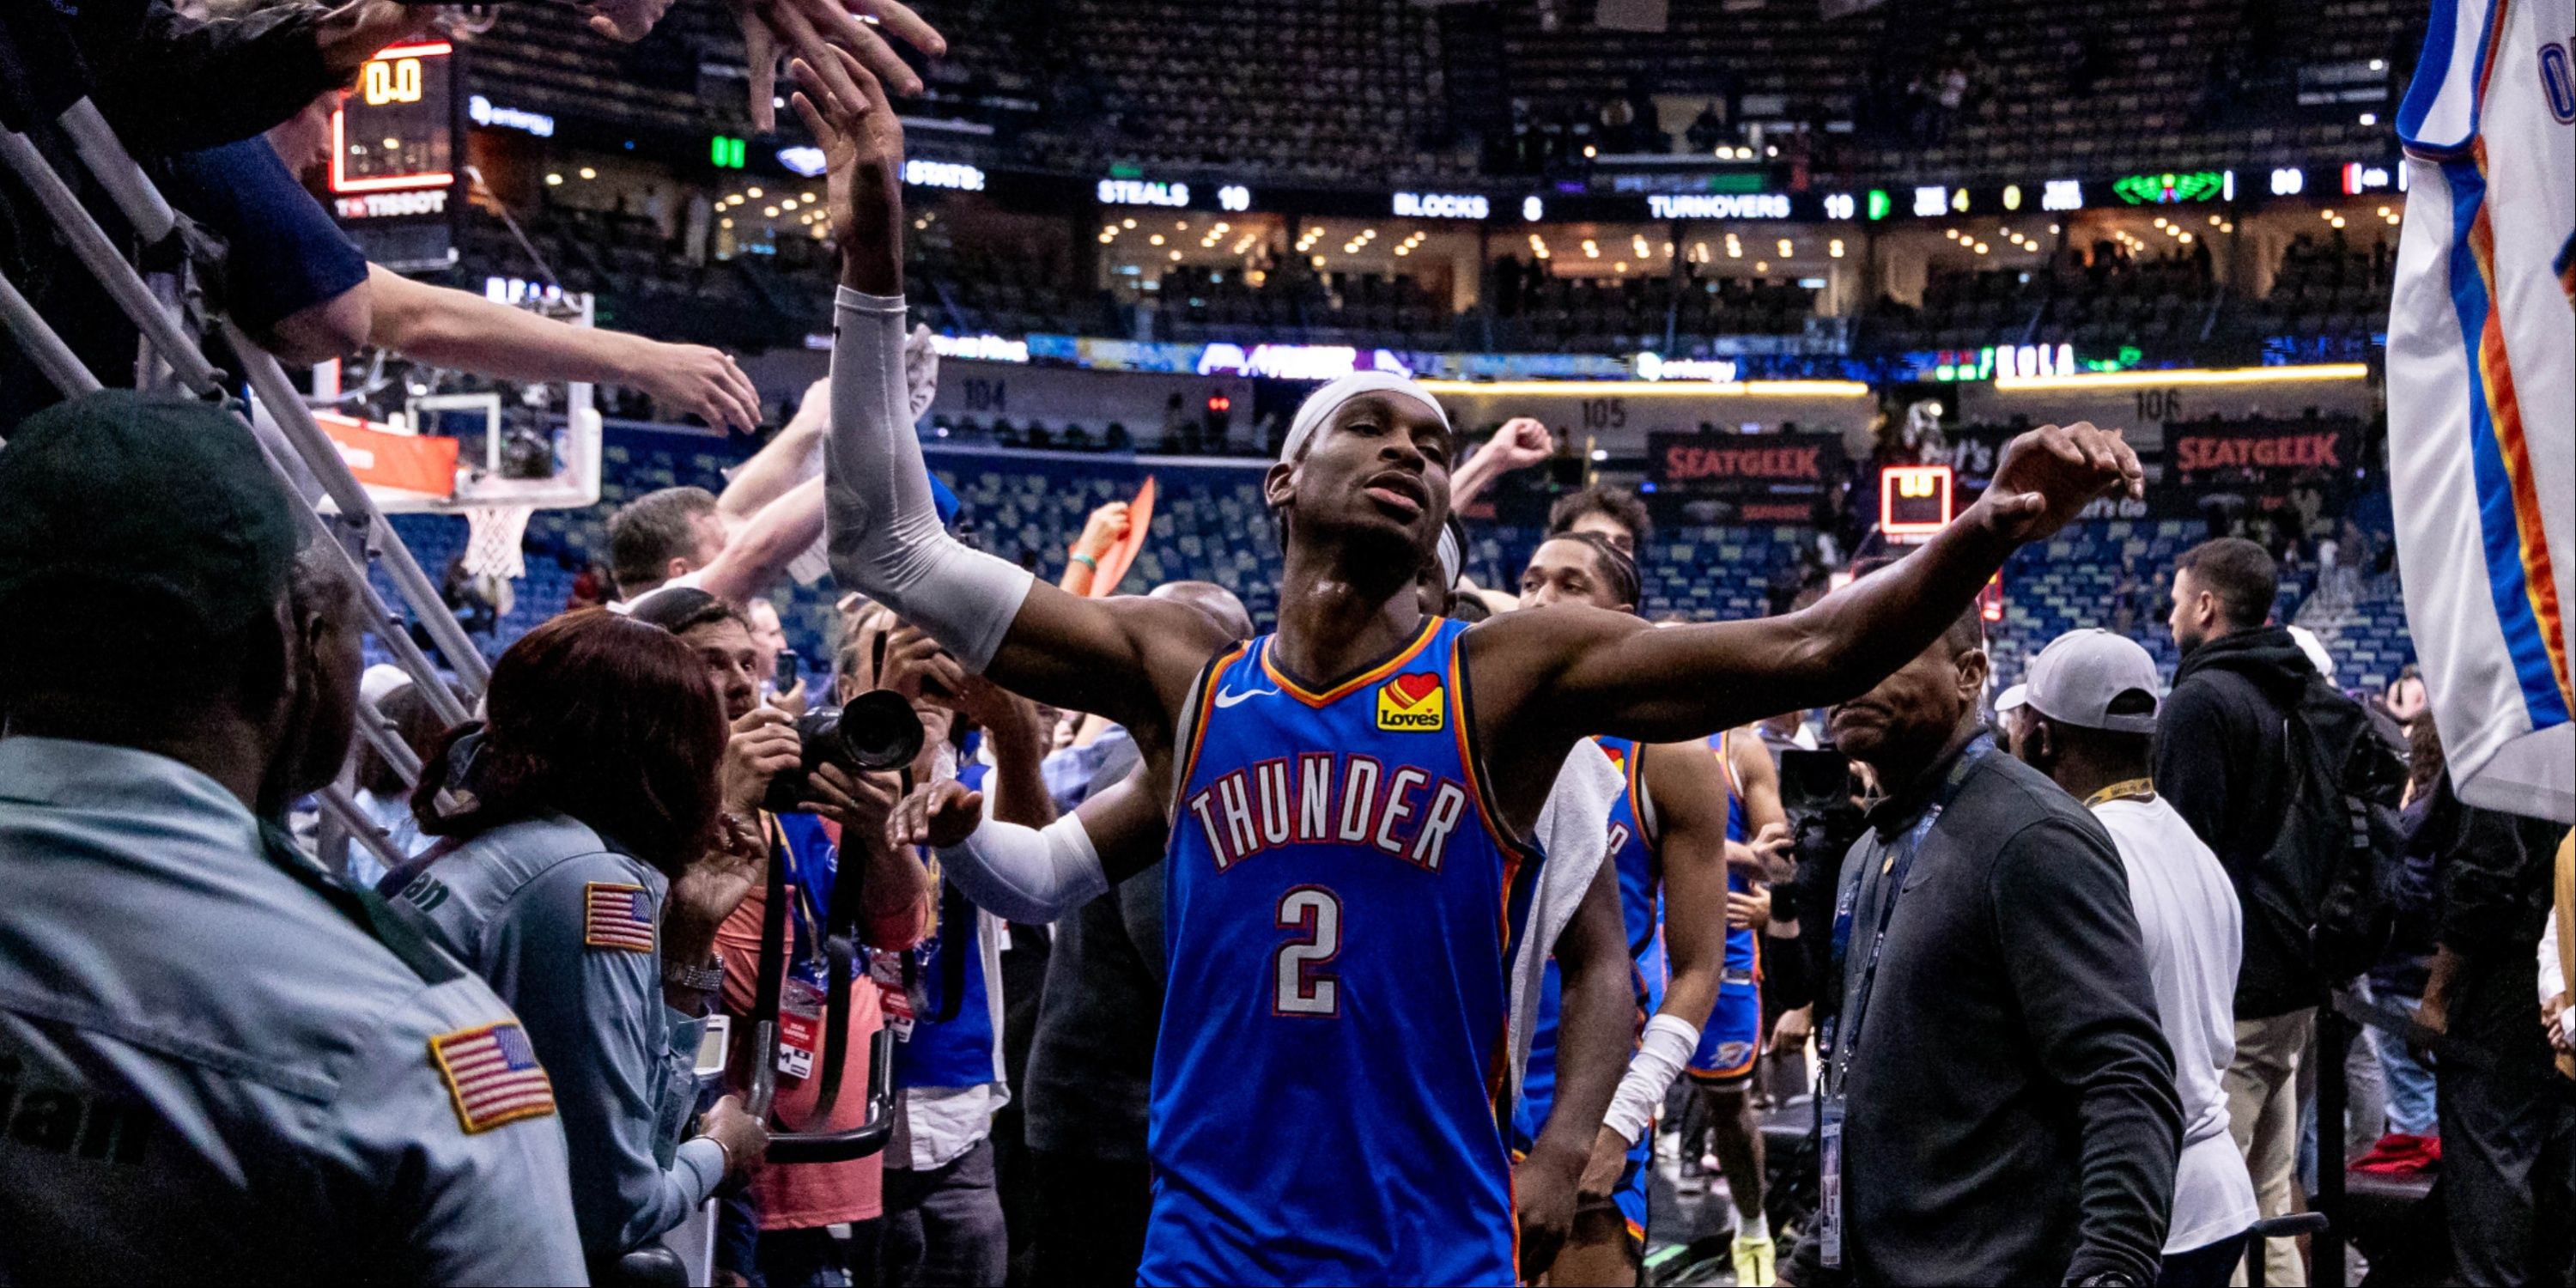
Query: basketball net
462,504,532,582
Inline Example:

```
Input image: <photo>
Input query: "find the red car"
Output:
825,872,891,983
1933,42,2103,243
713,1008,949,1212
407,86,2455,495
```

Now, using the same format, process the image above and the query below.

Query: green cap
0,390,306,635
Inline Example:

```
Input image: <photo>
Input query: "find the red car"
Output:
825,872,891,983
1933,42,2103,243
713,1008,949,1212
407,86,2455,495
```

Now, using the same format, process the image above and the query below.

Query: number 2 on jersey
1273,885,1342,1017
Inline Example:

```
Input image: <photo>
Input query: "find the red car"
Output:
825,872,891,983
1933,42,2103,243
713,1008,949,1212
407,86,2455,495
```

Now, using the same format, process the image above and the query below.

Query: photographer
846,607,1032,1288
632,587,929,1286
0,390,583,1281
384,609,771,1276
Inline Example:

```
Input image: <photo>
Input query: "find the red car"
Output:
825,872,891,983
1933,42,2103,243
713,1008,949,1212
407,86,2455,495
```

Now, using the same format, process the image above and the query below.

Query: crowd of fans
2,6,2570,1288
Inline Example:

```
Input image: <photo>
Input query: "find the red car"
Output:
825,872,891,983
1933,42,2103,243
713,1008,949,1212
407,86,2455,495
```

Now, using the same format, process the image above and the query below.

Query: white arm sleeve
826,287,1035,670
1601,1012,1700,1146
933,812,1110,924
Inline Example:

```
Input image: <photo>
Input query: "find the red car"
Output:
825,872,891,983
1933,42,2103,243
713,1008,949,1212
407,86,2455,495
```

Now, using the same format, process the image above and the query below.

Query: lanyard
766,815,830,978
1822,733,1991,1095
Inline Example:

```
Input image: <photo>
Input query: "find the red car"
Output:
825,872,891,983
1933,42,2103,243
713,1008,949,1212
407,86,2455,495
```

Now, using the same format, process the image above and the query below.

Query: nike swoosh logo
1213,685,1279,708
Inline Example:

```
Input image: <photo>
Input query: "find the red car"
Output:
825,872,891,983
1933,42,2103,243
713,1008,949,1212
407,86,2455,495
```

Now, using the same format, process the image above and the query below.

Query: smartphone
775,648,800,690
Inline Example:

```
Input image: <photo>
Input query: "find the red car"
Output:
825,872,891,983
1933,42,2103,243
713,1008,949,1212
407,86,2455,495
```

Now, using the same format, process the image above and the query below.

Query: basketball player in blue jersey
799,46,2142,1285
1514,533,1739,1285
1682,726,1792,1284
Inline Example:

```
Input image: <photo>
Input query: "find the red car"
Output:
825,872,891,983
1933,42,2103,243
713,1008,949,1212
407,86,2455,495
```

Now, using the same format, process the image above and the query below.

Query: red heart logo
1386,672,1440,708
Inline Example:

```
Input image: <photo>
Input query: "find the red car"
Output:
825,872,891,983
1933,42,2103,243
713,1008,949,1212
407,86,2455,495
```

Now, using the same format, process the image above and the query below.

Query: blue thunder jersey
1516,736,1663,1135
1144,617,1545,1286
1689,732,1765,1083
1513,737,1663,1243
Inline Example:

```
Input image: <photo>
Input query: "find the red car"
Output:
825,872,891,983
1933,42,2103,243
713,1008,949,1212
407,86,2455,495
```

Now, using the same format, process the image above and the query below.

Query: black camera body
761,690,926,814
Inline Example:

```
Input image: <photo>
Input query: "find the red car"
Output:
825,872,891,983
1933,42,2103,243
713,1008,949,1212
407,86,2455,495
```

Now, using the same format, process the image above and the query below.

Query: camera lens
814,690,924,772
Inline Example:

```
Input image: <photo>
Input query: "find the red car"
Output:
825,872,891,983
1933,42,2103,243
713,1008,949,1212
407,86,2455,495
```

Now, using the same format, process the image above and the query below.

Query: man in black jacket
1783,574,2179,1287
2154,535,2318,1287
2412,765,2573,1286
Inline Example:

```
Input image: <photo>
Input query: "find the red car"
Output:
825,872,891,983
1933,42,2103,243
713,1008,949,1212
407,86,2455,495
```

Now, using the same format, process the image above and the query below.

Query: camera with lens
1778,750,1868,866
762,689,925,814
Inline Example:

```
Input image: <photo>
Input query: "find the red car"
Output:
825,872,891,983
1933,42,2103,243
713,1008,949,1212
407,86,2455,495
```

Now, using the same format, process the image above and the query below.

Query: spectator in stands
39,0,436,153
570,561,613,612
343,670,453,889
2155,536,2324,1287
0,391,585,1281
2010,629,2257,1288
385,610,771,1276
1059,500,1134,598
2409,720,2576,1285
1780,564,2178,1286
2357,714,2450,1166
1548,483,1654,557
607,484,808,610
633,588,929,1288
2385,665,2428,730
186,92,763,428
743,598,808,713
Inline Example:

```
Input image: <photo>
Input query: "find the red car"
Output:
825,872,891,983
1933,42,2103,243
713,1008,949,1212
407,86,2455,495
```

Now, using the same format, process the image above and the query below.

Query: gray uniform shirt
0,737,586,1285
386,813,723,1261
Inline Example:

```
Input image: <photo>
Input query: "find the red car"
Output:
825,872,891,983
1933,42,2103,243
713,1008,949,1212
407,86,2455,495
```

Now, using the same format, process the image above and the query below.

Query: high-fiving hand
729,0,944,133
788,43,908,256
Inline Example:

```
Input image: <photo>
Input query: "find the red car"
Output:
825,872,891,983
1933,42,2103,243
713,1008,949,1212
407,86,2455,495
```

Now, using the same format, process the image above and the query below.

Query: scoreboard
329,41,460,270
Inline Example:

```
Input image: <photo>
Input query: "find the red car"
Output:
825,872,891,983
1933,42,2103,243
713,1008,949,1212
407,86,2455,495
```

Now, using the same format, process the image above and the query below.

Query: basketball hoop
462,504,532,581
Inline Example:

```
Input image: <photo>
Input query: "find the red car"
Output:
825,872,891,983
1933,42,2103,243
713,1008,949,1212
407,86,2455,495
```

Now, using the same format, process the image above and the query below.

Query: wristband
698,1131,735,1176
1069,552,1099,569
1603,1013,1700,1146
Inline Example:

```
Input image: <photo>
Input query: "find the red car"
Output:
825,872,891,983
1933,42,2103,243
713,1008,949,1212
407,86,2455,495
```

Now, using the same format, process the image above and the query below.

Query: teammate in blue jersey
1514,533,1739,1285
805,45,2142,1284
1683,726,1794,1283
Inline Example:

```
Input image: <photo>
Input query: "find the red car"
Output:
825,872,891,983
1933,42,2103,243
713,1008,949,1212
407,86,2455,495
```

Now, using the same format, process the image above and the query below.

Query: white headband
1279,372,1451,465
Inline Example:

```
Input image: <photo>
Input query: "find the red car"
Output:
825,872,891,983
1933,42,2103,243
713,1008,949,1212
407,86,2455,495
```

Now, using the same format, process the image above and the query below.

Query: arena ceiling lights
1991,362,2370,392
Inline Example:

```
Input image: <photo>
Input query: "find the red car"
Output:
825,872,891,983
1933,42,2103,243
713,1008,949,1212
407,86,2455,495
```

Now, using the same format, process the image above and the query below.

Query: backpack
2271,675,2410,987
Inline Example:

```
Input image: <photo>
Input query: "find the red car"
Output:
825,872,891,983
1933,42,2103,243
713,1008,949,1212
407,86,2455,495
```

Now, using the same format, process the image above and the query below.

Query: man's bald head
1151,580,1253,641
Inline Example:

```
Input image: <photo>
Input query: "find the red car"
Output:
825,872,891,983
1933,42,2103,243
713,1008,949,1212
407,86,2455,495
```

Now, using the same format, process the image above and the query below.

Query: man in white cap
1995,679,2032,756
2011,629,2258,1288
799,50,2142,1285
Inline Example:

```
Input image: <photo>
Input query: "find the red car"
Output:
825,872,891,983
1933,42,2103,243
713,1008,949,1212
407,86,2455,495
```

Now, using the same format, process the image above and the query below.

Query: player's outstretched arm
888,759,1170,922
1484,422,2142,746
808,51,1224,729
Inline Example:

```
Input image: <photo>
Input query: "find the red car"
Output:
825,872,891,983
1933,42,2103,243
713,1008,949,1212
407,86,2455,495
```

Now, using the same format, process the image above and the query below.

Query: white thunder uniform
2386,0,2576,822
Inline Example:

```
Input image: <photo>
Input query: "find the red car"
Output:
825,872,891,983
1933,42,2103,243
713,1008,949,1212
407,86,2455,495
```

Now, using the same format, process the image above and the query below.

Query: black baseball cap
0,390,306,635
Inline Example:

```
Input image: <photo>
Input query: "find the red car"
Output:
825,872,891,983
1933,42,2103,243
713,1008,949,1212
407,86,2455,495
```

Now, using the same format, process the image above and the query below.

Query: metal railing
0,75,486,877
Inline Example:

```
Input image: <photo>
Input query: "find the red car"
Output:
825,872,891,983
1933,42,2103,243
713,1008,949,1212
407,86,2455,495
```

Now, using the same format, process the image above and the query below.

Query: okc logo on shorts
1375,671,1445,732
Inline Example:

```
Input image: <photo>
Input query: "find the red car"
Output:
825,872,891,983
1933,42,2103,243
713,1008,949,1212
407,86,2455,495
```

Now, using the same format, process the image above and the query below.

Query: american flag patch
429,1021,556,1133
583,882,656,953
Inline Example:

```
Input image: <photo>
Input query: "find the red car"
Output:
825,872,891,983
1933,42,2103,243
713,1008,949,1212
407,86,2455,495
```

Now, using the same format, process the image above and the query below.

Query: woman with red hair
382,609,771,1276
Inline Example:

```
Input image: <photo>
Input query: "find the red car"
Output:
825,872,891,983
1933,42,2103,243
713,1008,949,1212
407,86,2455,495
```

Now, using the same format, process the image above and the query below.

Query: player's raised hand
728,0,945,132
789,44,908,292
1483,416,1555,471
1976,421,2143,544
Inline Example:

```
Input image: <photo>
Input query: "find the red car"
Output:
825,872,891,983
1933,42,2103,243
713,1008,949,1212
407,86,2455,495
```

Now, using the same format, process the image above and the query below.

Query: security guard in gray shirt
0,392,586,1284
